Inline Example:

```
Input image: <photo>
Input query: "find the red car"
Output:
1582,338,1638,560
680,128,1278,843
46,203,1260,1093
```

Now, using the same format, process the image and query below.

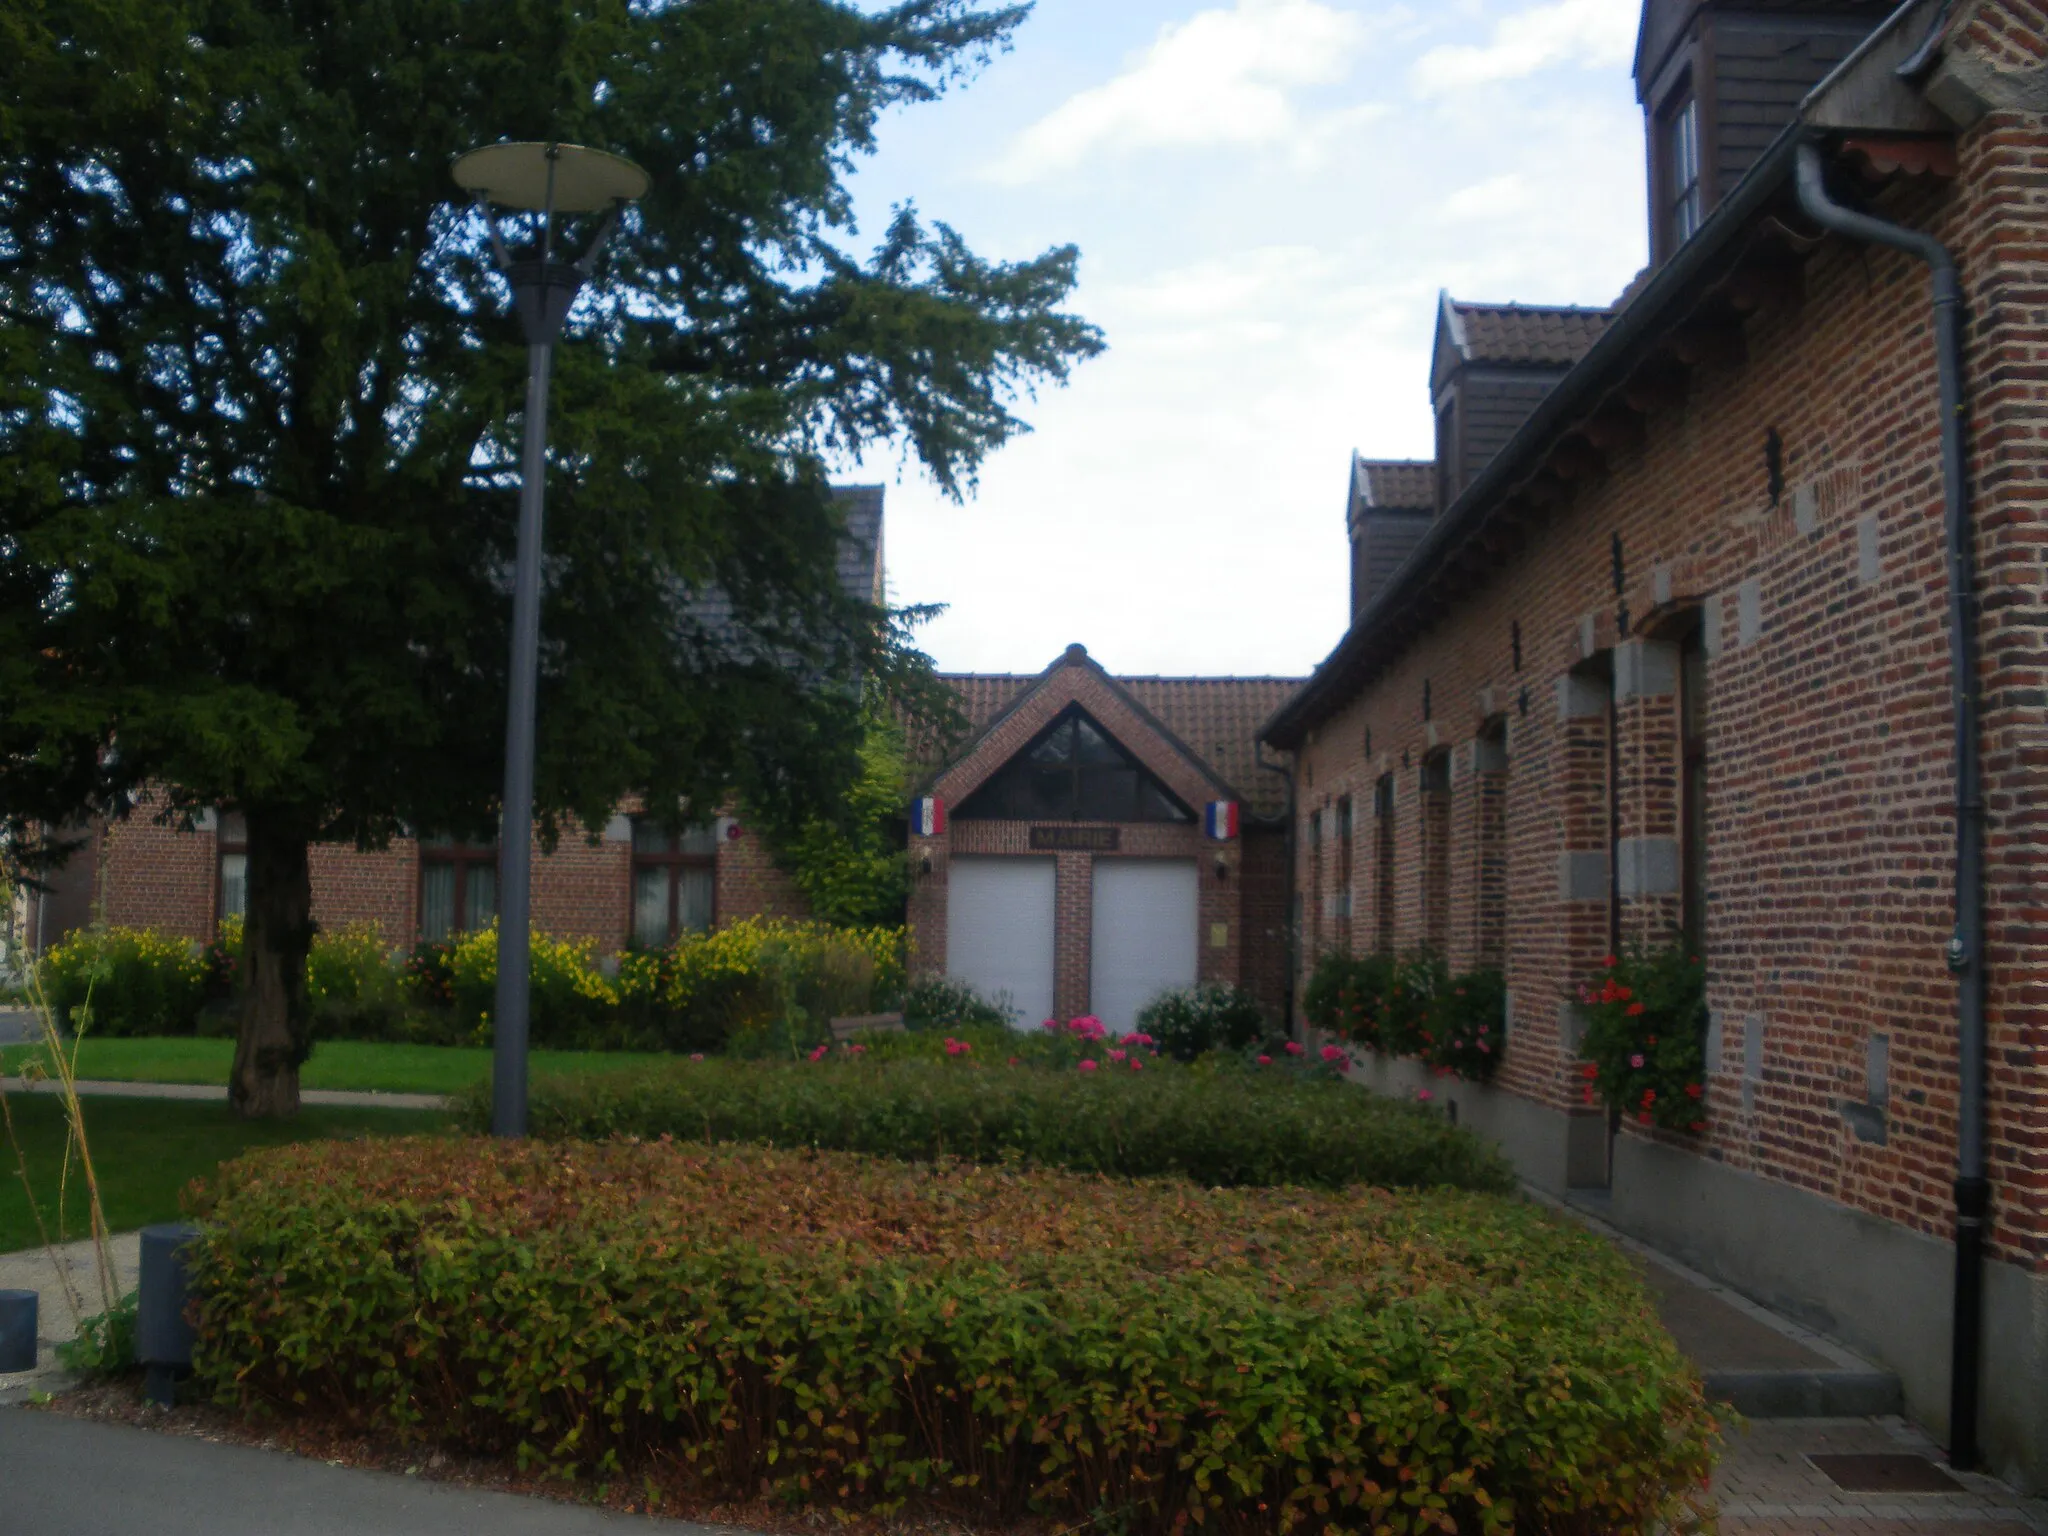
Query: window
1373,773,1396,954
419,836,498,940
1335,796,1354,927
1680,622,1709,952
1664,91,1703,252
1419,750,1452,956
955,707,1193,823
1307,808,1324,953
632,819,718,947
216,812,247,924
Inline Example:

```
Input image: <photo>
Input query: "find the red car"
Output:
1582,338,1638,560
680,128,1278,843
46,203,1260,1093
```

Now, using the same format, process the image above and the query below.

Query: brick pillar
1468,728,1508,971
1613,638,1683,946
906,830,948,978
1053,851,1092,1020
1418,752,1451,956
1557,665,1616,1184
1371,772,1396,955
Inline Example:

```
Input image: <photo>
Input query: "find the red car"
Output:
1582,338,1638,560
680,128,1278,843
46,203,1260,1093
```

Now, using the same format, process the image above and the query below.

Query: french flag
911,797,946,837
1205,801,1239,841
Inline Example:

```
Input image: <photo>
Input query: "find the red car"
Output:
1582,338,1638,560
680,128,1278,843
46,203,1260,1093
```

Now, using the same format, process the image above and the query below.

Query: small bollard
138,1222,200,1407
0,1289,36,1373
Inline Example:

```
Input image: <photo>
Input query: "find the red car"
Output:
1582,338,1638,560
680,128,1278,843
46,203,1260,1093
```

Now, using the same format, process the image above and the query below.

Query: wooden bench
829,1012,906,1042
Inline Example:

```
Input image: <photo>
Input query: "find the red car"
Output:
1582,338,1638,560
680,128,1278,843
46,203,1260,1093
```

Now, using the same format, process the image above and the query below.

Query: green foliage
1577,944,1708,1132
459,1056,1518,1193
897,974,1014,1032
187,1139,1720,1533
35,928,210,1037
1135,982,1267,1062
56,1291,138,1377
0,0,1099,1102
756,714,916,927
1306,950,1505,1082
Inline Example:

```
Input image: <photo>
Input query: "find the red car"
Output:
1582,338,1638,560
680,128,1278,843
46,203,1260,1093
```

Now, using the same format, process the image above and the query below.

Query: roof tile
1450,301,1612,368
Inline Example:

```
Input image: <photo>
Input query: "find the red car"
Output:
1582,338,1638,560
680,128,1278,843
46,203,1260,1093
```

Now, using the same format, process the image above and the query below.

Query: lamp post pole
453,141,646,1139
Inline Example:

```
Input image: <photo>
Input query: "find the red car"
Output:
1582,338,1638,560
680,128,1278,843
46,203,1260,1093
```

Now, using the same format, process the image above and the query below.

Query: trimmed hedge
187,1140,1718,1534
456,1056,1518,1193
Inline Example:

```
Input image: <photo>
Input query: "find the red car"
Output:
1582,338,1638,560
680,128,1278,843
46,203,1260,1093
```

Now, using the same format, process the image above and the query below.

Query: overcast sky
841,0,1651,679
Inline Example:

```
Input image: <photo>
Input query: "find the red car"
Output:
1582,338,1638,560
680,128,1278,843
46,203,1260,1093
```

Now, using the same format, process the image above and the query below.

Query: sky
840,0,1652,679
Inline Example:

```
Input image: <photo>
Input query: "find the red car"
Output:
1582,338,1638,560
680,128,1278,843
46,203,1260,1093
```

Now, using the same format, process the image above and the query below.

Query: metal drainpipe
1794,139,1989,1472
1256,745,1298,1037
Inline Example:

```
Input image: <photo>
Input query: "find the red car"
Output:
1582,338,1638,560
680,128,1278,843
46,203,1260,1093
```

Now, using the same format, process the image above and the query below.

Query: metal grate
1808,1453,1964,1494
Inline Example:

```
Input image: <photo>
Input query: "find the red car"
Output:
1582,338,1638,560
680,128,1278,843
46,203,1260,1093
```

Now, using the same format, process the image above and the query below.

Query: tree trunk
230,812,315,1120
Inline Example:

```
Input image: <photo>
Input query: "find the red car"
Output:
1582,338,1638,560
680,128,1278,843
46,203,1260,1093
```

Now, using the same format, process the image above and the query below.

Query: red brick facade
1266,0,2048,1482
910,649,1300,1025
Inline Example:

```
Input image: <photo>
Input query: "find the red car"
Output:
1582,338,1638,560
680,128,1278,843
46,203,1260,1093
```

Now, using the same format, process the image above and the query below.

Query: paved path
2,1076,449,1111
0,1409,722,1535
0,1007,40,1045
0,1232,140,1405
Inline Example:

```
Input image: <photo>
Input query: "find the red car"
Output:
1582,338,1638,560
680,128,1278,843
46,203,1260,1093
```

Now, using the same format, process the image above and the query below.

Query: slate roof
1352,457,1435,515
1444,299,1613,369
935,668,1304,820
834,485,885,605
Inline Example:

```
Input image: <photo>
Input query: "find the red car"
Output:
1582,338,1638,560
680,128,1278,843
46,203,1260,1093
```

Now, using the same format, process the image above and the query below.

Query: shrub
35,927,210,1036
898,974,1013,1032
1577,944,1708,1133
187,1139,1719,1534
304,923,412,1041
458,1056,1517,1193
444,922,619,1048
1135,981,1266,1062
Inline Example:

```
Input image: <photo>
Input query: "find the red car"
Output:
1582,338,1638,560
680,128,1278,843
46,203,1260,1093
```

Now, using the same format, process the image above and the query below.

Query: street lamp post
451,142,648,1138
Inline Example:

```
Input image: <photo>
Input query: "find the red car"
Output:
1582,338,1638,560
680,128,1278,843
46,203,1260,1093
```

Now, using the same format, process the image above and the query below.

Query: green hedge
456,1056,1519,1193
187,1140,1718,1534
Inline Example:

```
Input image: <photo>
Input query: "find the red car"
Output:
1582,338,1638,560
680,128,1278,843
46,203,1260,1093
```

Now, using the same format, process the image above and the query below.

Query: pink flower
1078,1059,1099,1073
1477,1025,1489,1035
1416,1089,1434,1102
1041,1018,1059,1032
809,1045,829,1062
1007,1056,1020,1066
1319,1045,1350,1069
1257,1054,1271,1065
689,1053,705,1062
849,1043,867,1055
1477,1041,1491,1053
1284,1041,1304,1056
1129,1057,1143,1072
1108,1048,1127,1063
1629,1053,1645,1068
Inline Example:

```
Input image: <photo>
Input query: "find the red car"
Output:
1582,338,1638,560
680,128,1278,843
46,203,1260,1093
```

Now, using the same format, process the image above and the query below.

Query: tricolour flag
1205,801,1240,841
911,797,946,837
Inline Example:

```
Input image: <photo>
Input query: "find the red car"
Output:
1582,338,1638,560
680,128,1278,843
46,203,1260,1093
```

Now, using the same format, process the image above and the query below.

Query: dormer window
1663,90,1703,251
1434,398,1459,511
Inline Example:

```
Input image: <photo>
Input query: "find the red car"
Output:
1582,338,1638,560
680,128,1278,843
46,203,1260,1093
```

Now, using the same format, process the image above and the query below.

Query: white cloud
1411,0,1637,94
988,0,1372,184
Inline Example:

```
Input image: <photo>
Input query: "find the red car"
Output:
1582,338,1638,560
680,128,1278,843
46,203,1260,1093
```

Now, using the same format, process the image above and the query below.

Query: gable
955,706,1194,824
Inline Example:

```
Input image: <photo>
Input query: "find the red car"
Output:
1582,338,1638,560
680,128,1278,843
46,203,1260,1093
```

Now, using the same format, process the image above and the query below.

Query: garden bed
188,1138,1719,1535
457,1055,1519,1193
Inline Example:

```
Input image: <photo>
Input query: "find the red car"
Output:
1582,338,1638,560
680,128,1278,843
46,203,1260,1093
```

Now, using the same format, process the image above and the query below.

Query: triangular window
956,706,1194,823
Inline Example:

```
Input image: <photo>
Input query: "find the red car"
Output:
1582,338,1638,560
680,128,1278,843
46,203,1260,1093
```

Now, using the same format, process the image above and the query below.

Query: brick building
1263,0,2047,1486
909,647,1301,1031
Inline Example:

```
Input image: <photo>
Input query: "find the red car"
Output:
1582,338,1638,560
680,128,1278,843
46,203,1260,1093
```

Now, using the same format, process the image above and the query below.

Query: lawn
0,1094,447,1254
0,1037,674,1097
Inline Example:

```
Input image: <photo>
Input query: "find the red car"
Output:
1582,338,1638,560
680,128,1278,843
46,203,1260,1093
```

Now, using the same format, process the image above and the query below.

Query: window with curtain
631,819,718,948
419,836,498,940
216,812,247,924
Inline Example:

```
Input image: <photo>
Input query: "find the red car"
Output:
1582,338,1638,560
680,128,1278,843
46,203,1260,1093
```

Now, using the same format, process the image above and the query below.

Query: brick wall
1286,116,2048,1267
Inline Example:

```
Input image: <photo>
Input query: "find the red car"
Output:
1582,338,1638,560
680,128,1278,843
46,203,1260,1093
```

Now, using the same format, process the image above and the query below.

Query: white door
1090,859,1199,1034
946,857,1057,1030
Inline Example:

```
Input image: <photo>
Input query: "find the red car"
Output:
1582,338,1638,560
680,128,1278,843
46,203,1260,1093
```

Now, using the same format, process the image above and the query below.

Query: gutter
1792,138,1988,1474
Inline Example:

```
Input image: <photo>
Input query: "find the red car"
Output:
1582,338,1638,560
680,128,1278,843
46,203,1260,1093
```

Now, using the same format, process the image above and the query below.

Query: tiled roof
935,671,1305,820
1448,300,1612,368
1353,457,1434,513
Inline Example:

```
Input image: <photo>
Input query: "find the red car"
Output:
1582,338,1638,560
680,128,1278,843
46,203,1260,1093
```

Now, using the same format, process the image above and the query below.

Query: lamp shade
451,141,649,212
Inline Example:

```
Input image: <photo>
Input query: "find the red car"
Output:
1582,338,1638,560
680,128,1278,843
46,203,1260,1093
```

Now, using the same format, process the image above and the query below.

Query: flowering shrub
898,974,1012,1032
469,1056,1518,1193
35,927,210,1036
1577,944,1708,1133
188,1138,1718,1534
1134,982,1267,1062
1305,950,1505,1082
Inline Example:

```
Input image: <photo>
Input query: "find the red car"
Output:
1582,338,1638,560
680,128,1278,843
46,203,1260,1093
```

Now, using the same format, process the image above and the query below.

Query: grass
0,1093,448,1254
0,1037,675,1096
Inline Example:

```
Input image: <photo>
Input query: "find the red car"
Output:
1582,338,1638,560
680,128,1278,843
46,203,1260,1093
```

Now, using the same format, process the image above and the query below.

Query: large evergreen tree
0,0,1100,1115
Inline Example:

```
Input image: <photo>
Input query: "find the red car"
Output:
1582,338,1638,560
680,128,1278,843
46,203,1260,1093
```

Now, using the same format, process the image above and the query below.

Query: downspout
1256,744,1298,1038
1794,139,1988,1471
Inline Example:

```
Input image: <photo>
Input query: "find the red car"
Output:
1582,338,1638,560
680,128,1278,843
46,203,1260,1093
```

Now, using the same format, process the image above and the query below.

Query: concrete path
2,1076,449,1111
0,1007,40,1044
0,1231,140,1405
0,1409,723,1535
